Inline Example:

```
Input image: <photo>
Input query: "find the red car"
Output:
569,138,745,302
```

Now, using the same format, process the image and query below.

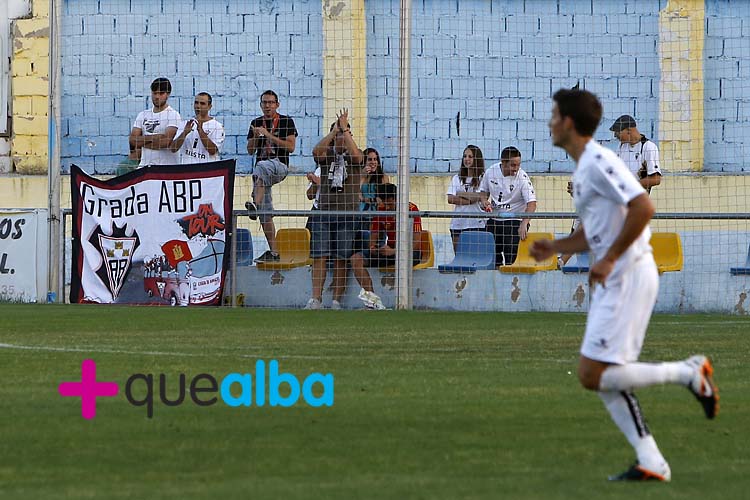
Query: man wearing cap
609,115,661,193
129,77,182,167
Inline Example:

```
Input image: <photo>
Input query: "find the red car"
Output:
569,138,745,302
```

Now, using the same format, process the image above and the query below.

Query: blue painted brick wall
66,0,99,15
59,0,746,174
62,96,85,117
99,1,133,15
114,15,148,35
484,78,517,99
99,117,132,137
705,0,750,170
62,0,323,173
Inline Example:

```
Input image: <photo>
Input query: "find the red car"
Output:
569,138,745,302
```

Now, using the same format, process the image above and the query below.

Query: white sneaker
369,294,386,310
685,355,719,419
331,300,342,310
357,288,375,308
357,288,371,307
304,298,321,310
358,288,386,310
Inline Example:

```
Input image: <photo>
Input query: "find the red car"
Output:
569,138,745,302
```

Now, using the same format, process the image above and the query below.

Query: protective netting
59,0,750,312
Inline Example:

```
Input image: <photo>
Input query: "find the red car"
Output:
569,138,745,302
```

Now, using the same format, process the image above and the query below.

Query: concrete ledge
231,231,750,314
231,265,748,314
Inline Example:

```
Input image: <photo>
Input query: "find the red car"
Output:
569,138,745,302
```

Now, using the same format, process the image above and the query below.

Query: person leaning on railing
479,146,538,266
446,144,488,252
350,183,422,311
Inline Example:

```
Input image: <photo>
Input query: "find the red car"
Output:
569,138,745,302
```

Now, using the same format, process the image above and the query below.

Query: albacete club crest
89,223,141,301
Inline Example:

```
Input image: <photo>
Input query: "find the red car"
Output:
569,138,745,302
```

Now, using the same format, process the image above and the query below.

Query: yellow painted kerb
321,0,368,144
659,0,705,172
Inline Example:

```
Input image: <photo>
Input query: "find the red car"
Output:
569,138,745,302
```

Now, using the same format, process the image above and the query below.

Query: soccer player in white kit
531,88,719,482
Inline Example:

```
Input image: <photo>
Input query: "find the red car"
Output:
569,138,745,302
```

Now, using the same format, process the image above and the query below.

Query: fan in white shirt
446,145,487,251
609,114,662,193
479,146,537,266
530,88,718,483
170,92,225,164
129,77,181,167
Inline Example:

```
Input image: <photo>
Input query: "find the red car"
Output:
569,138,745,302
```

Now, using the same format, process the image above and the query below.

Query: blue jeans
309,214,357,260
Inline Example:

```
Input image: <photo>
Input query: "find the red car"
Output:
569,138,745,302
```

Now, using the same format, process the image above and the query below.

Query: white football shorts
580,253,659,365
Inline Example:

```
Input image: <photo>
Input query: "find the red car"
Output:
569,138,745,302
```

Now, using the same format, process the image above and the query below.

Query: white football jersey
175,118,225,164
446,175,487,230
572,140,652,279
617,136,661,180
479,163,536,220
133,106,181,166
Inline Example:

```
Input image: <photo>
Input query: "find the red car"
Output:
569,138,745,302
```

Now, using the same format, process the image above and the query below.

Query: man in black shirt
246,90,298,262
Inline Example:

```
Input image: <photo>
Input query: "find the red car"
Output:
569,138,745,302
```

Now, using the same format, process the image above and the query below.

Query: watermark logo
58,359,334,419
58,359,120,419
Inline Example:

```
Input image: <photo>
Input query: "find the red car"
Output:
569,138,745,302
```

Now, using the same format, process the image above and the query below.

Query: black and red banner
70,161,235,306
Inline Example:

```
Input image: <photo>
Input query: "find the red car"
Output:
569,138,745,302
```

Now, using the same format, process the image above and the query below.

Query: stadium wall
7,0,48,175
234,229,750,314
47,0,749,175
1,172,748,225
2,0,749,312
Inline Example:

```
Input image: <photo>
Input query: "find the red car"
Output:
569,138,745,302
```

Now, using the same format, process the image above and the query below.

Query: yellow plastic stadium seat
256,228,313,270
379,230,435,271
413,230,435,270
650,232,683,274
499,232,557,274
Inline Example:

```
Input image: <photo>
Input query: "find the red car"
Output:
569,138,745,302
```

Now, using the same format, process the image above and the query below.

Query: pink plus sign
58,359,119,419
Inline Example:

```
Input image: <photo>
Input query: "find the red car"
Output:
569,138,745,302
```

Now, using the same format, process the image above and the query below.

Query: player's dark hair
501,146,521,160
197,92,212,104
552,88,603,137
378,183,397,201
260,90,278,103
150,77,172,93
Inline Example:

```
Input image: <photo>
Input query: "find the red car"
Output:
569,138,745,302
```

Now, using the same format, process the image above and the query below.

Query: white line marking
0,343,572,363
0,343,325,360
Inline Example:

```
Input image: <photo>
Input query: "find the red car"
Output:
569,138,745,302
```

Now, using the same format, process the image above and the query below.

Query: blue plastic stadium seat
438,231,495,273
730,244,750,276
561,252,590,274
235,228,253,266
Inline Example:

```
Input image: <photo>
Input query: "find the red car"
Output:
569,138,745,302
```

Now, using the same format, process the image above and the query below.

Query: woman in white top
446,145,487,251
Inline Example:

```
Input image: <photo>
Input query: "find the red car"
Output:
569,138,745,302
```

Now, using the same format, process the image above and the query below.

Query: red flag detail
161,240,193,267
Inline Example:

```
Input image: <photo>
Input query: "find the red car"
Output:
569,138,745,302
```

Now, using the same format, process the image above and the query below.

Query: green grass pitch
0,305,747,499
